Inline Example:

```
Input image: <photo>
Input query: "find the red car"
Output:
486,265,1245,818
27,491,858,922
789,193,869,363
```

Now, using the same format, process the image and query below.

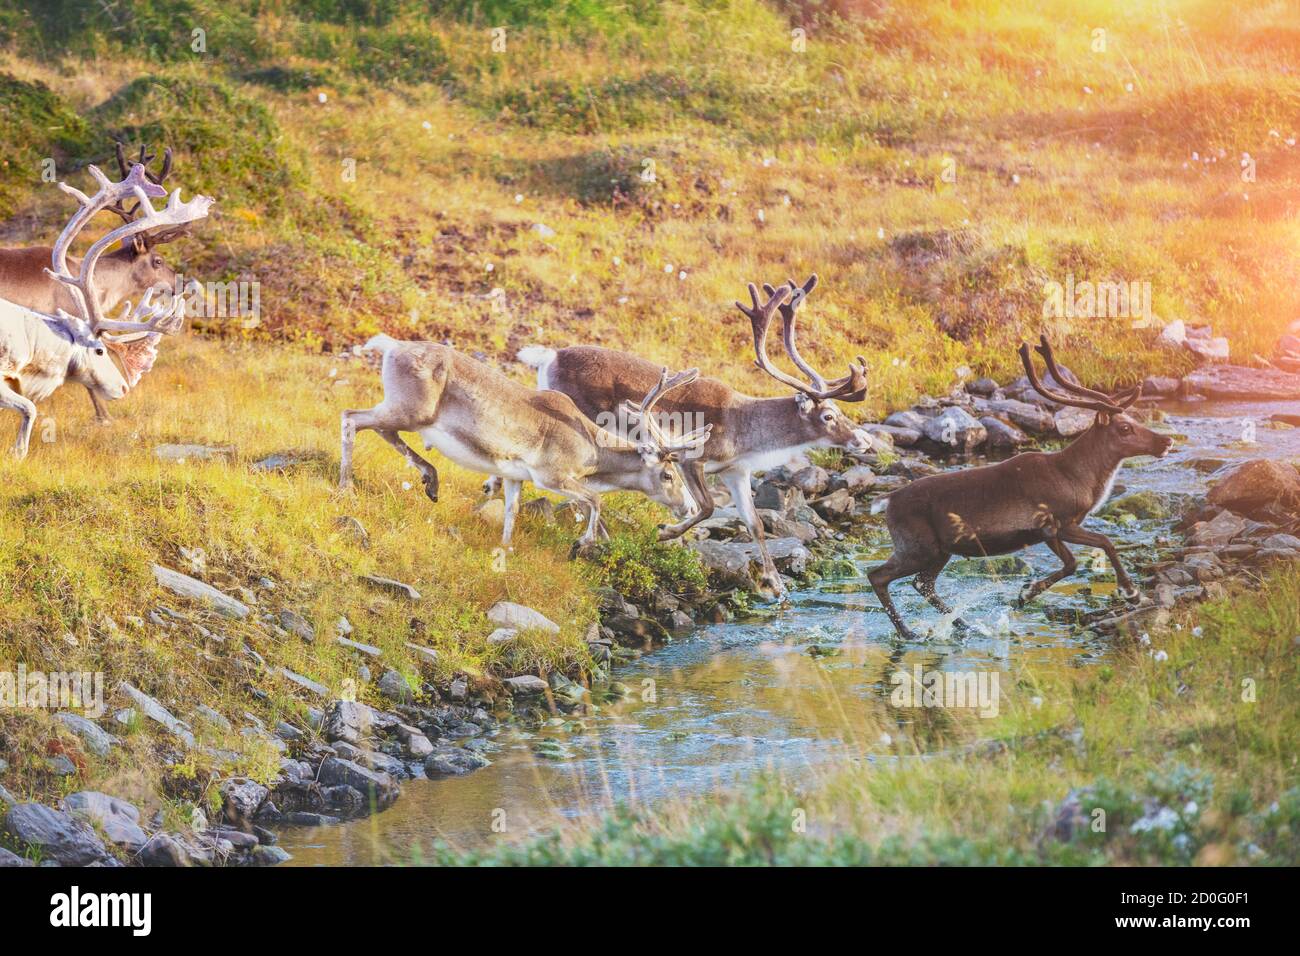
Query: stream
280,399,1300,865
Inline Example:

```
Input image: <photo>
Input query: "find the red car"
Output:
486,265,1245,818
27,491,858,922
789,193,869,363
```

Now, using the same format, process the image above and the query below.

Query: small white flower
1192,626,1203,637
514,193,523,203
663,263,673,273
402,481,412,490
1030,696,1043,708
485,262,494,272
678,270,687,281
328,368,338,378
617,296,628,304
756,208,766,223
1011,173,1021,184
422,120,432,130
876,227,885,239
1083,85,1093,94
879,732,892,746
1125,82,1134,92
317,92,328,104
612,256,621,266
762,157,775,167
1139,632,1151,646
1184,800,1199,816
1153,649,1168,662
1192,151,1199,160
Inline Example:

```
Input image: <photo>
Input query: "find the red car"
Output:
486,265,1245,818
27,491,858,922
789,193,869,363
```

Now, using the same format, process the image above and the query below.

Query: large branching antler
1019,335,1140,414
740,278,867,402
622,367,713,457
770,274,868,402
46,162,214,336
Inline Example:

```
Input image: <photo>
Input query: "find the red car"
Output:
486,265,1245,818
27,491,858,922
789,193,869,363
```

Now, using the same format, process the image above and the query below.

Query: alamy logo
1042,272,1154,327
890,665,1001,717
593,408,709,459
50,887,151,936
0,665,104,717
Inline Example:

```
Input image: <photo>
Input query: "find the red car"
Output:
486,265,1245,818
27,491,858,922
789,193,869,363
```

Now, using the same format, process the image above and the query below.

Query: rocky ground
4,348,1298,867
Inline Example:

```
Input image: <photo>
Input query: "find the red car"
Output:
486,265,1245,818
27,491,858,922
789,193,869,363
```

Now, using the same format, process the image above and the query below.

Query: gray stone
250,845,292,866
139,832,194,867
985,398,1056,434
980,416,1029,450
154,443,234,462
54,712,115,758
790,466,830,497
812,488,856,520
864,423,918,448
336,635,382,657
488,601,560,635
404,642,439,665
0,847,31,867
377,669,413,703
1184,365,1300,401
1187,510,1251,548
922,407,986,451
361,575,422,601
278,609,315,642
425,748,490,776
691,537,810,590
151,564,249,619
63,792,148,851
486,627,518,645
317,757,399,809
324,701,373,745
3,803,114,866
884,410,928,431
840,465,877,493
118,682,195,748
335,515,370,548
1053,406,1095,437
279,667,329,697
503,675,549,694
220,778,269,830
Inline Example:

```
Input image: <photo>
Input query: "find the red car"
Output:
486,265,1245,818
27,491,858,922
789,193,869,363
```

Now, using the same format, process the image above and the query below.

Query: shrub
0,73,94,219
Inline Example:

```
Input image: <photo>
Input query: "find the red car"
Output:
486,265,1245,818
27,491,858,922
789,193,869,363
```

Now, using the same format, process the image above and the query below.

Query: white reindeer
0,162,213,458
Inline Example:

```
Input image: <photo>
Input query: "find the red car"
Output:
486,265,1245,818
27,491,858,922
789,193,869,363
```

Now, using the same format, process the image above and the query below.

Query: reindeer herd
0,150,1176,637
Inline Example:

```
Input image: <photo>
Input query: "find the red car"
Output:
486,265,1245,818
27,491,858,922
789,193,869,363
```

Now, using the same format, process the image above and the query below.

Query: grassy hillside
1,0,1298,853
1,0,1298,413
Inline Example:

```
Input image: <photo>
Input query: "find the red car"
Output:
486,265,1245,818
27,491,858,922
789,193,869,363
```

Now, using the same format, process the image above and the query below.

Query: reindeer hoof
422,477,438,504
1118,586,1140,601
93,416,113,427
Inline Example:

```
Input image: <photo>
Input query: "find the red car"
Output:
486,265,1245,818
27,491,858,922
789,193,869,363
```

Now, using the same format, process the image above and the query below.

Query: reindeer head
621,367,713,513
103,143,190,298
736,275,872,455
1019,335,1172,461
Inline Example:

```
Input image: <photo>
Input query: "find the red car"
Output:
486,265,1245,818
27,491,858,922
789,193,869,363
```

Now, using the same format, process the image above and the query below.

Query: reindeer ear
794,392,814,413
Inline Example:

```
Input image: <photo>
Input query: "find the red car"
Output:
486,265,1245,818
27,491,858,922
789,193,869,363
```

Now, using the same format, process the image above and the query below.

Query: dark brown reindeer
868,336,1173,640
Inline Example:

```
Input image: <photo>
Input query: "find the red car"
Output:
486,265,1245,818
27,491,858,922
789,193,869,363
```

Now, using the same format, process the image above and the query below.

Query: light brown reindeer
340,334,711,552
0,162,213,458
514,276,870,596
0,143,196,422
868,336,1173,640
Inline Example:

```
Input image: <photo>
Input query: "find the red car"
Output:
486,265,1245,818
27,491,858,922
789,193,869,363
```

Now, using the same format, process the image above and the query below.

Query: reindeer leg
535,476,602,559
376,429,439,503
500,478,522,546
869,551,932,642
912,557,968,634
657,460,714,541
1016,536,1077,606
1057,524,1138,599
0,383,36,460
723,469,784,598
87,387,112,425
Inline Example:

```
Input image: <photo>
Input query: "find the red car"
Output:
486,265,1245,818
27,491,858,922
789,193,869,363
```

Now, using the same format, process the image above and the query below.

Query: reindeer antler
1019,336,1140,414
741,278,867,402
622,367,713,457
104,143,178,246
46,162,213,336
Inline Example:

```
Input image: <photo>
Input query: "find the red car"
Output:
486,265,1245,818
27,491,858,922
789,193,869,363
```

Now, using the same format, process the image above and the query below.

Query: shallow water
280,400,1300,865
